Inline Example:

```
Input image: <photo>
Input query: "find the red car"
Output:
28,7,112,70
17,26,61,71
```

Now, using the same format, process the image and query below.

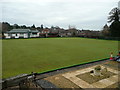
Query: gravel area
44,74,80,88
36,79,61,90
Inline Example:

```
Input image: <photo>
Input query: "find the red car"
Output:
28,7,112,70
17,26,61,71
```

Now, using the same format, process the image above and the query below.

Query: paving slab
62,65,119,89
106,75,118,82
92,81,108,88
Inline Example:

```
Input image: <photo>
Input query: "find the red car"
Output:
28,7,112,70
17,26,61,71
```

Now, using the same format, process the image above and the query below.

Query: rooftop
6,29,39,33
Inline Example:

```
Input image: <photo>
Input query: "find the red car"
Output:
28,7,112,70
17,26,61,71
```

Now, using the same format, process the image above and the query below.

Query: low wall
1,58,109,89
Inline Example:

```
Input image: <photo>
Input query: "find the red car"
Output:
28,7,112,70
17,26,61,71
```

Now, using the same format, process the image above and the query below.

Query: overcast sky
0,0,120,30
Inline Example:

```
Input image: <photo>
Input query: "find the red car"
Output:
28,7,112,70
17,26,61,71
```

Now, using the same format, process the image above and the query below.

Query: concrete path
62,65,119,89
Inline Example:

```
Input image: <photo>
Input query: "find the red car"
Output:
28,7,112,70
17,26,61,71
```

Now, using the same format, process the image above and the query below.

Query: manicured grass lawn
2,38,118,78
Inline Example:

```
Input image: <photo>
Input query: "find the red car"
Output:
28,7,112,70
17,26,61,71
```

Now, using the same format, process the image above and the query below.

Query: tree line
0,23,43,33
1,7,120,38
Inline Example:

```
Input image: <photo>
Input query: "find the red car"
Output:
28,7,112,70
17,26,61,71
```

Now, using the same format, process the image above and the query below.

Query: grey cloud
1,0,119,30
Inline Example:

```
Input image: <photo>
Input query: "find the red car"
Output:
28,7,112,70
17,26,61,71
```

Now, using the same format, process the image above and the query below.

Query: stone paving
62,65,119,89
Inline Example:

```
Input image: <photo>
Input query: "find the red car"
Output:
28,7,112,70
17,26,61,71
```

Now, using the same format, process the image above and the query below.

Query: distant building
101,24,110,36
30,30,40,38
3,27,101,38
40,29,50,37
49,26,65,37
103,24,109,31
76,30,101,38
4,29,39,39
64,29,76,37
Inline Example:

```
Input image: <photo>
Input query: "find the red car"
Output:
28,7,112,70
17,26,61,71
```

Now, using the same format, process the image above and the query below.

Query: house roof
7,29,31,33
42,29,49,32
6,29,39,33
31,30,39,33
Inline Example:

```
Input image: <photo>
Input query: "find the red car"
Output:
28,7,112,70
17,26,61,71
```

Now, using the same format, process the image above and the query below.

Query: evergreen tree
2,22,11,32
13,24,20,29
31,24,35,28
41,24,43,30
108,7,120,37
21,25,27,29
